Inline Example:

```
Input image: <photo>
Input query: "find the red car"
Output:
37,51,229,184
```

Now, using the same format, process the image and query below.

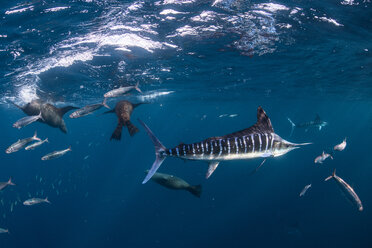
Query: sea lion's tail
110,122,123,140
126,121,139,136
138,119,167,184
187,184,202,198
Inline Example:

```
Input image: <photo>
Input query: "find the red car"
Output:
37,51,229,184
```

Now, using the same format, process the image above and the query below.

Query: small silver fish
12,112,43,129
0,228,9,234
6,132,41,154
104,83,142,98
41,146,71,160
299,184,312,197
314,151,333,164
325,169,363,211
0,178,15,191
334,138,347,151
23,197,50,206
69,98,110,118
25,138,49,151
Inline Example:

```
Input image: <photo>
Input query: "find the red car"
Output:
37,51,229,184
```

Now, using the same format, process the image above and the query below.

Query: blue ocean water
0,0,371,247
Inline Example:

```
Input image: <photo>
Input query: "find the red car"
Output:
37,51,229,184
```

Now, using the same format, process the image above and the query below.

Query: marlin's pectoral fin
206,161,219,179
319,126,322,131
251,159,267,175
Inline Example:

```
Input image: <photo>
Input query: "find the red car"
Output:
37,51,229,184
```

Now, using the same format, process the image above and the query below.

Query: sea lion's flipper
59,121,68,134
126,121,139,136
110,122,123,140
58,106,79,117
187,184,202,198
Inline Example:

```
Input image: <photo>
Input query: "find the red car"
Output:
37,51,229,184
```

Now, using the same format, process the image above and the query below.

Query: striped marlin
139,107,311,184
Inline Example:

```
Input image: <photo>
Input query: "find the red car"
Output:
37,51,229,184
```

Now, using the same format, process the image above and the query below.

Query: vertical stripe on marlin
205,142,209,153
210,141,213,155
176,147,180,156
169,149,173,156
251,134,255,153
265,134,269,152
192,144,195,155
201,142,204,155
258,134,262,152
243,136,247,153
183,145,186,156
227,138,231,154
219,139,223,156
270,134,274,150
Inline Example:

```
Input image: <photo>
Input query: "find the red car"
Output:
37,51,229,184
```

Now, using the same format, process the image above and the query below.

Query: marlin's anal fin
206,161,220,179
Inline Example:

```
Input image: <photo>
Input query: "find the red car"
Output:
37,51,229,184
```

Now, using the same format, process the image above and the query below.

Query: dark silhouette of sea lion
146,170,202,198
103,100,140,140
13,99,78,133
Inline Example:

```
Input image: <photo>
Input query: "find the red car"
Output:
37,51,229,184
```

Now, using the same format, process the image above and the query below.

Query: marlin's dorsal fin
314,114,321,122
221,107,274,138
256,106,274,132
58,106,79,117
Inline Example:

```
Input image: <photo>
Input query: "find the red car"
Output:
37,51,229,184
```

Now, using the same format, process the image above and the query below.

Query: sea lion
13,99,78,133
146,170,202,198
103,100,140,140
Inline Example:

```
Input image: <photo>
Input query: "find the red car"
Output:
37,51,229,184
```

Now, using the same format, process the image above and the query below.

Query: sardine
314,151,333,164
41,146,71,160
325,169,363,211
25,138,49,151
104,82,142,98
5,131,41,153
0,178,15,191
69,98,110,118
334,138,347,151
299,184,311,197
12,112,43,129
23,197,50,206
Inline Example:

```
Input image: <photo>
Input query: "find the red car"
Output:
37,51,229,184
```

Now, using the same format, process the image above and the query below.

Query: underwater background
0,0,371,247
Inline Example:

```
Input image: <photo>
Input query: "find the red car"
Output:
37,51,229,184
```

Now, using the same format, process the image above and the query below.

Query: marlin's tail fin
287,118,296,137
187,184,202,198
7,177,15,186
125,121,139,136
44,197,51,204
110,122,123,140
325,169,336,181
138,119,167,184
